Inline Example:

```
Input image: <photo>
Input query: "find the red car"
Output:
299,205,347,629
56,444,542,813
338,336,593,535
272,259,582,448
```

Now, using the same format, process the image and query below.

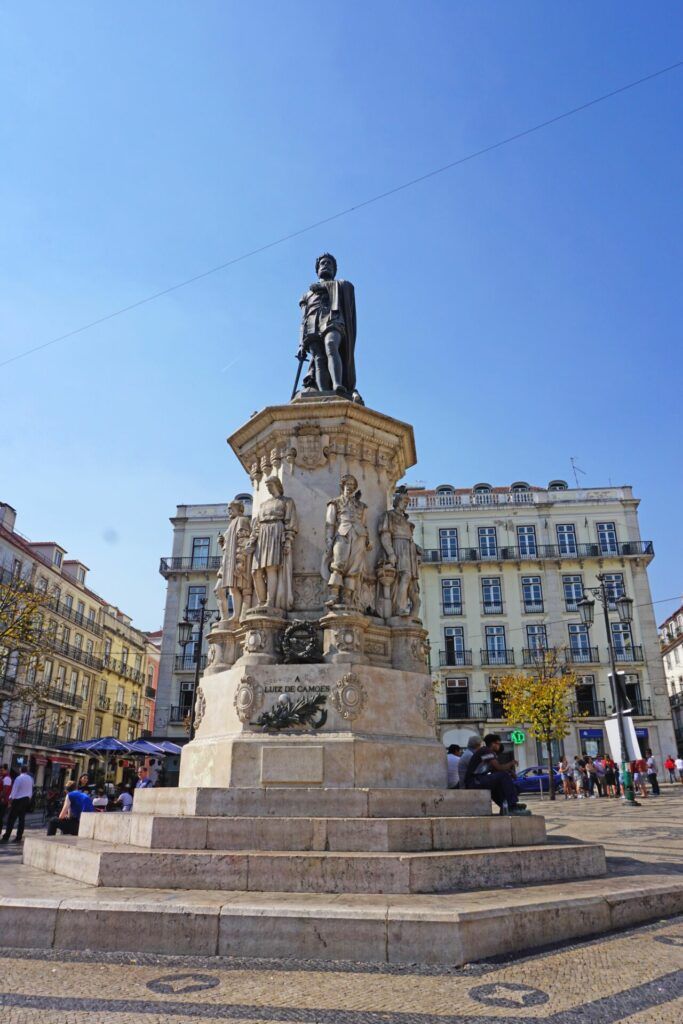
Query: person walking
633,757,648,799
0,765,12,833
585,757,602,798
675,756,683,783
0,765,34,844
46,780,94,836
573,756,587,798
645,749,660,796
664,755,676,783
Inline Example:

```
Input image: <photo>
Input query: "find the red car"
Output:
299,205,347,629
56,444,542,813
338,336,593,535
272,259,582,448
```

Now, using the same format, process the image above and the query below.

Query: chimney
0,503,17,533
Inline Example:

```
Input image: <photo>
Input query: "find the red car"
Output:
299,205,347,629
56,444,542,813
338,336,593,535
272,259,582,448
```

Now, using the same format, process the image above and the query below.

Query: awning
47,756,76,767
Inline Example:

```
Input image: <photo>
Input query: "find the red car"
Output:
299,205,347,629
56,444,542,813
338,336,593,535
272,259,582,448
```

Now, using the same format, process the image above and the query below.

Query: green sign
510,729,526,745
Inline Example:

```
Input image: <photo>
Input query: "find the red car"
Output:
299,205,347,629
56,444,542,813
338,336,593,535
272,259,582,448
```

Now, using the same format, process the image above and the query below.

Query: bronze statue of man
297,253,361,402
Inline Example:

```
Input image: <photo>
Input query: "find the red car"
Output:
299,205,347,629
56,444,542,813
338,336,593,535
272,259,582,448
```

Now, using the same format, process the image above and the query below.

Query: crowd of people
446,735,530,815
0,763,156,843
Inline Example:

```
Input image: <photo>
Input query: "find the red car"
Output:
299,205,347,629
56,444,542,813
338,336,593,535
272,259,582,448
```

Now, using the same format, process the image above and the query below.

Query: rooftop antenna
570,457,586,488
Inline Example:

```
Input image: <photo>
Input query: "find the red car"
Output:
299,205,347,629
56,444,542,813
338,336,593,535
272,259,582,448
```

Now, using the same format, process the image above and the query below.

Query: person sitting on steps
464,733,530,816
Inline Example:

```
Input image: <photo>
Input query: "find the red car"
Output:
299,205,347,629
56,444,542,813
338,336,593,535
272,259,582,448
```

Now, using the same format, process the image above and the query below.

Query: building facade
658,603,683,756
0,501,154,788
408,480,675,766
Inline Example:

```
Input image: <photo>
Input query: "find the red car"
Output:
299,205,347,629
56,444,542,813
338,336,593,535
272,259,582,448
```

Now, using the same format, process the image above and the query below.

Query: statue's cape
333,279,357,392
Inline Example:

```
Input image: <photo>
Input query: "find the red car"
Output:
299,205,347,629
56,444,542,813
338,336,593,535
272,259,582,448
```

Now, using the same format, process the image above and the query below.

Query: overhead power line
2,59,682,371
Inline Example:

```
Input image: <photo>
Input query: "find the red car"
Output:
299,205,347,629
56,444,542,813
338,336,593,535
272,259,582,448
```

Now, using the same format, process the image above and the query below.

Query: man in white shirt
446,744,461,788
0,765,34,843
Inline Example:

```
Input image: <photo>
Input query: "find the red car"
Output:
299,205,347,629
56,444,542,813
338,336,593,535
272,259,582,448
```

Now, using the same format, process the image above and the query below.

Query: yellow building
0,501,153,789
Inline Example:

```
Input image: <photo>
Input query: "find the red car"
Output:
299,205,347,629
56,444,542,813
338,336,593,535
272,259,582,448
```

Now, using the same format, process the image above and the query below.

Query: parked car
514,765,563,793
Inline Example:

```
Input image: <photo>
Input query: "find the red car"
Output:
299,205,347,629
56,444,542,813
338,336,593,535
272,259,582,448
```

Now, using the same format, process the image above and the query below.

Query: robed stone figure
247,477,298,613
215,500,252,622
298,253,361,401
323,474,372,609
378,489,422,619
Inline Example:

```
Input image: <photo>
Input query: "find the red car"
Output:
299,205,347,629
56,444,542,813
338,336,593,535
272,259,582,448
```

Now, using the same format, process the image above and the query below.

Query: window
26,658,37,685
64,594,73,612
76,600,85,620
521,576,543,612
37,576,48,593
81,674,90,701
127,726,135,742
526,624,547,652
134,653,142,672
443,626,466,666
112,720,120,738
104,638,112,659
556,524,577,555
563,574,583,611
116,685,125,704
191,537,211,568
144,707,151,730
74,634,83,651
473,484,493,505
568,623,590,654
53,550,62,567
478,527,497,559
86,639,94,656
12,558,22,577
438,528,458,560
147,666,154,688
485,626,507,663
597,522,618,554
602,573,625,608
187,585,207,618
98,678,107,698
42,660,53,683
47,619,58,639
517,526,537,557
68,670,78,695
94,716,102,738
481,577,502,613
445,677,470,715
87,608,95,625
121,647,129,667
77,567,85,583
441,578,462,614
55,664,66,688
75,718,85,740
611,622,633,653
61,625,70,646
62,716,72,738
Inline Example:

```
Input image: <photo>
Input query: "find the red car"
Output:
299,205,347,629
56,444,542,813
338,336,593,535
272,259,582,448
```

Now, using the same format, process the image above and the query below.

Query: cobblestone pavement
0,914,681,1023
1,788,681,1022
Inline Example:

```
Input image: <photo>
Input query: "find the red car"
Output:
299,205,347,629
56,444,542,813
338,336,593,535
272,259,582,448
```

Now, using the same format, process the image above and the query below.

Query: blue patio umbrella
153,741,183,755
126,739,167,755
80,737,133,754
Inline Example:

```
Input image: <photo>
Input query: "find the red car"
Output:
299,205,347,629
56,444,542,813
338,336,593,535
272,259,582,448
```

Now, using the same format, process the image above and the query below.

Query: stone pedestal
239,612,287,666
205,620,241,675
321,609,369,664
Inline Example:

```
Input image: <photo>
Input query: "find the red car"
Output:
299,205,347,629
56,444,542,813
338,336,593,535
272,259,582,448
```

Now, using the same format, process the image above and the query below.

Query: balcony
482,602,503,615
481,649,515,666
522,648,549,666
41,633,103,671
159,556,221,577
523,602,544,614
174,654,207,672
129,707,142,722
612,646,644,663
631,698,652,716
442,604,463,616
145,686,156,699
102,655,144,684
438,649,473,667
48,596,103,637
421,540,654,566
437,702,491,721
0,673,17,695
43,685,83,710
113,701,128,717
670,692,683,710
170,705,191,723
15,728,64,750
565,646,600,665
571,700,607,717
96,695,111,711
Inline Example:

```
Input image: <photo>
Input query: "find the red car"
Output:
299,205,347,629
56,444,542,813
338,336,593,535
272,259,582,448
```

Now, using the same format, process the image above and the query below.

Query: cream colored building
407,479,675,766
658,603,683,756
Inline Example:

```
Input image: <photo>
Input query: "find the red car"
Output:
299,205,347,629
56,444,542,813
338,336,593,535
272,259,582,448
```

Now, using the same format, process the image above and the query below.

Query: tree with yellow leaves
0,567,55,733
497,649,577,801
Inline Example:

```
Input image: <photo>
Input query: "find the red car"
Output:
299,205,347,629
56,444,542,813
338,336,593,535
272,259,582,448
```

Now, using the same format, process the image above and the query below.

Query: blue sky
1,2,681,629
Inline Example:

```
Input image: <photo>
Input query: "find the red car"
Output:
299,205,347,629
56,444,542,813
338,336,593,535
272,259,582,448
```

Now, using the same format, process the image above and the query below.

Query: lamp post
178,598,212,741
577,577,638,806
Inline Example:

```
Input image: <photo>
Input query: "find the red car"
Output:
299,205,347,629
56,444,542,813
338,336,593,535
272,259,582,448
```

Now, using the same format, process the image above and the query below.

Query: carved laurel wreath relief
233,675,264,723
416,682,437,726
331,672,368,721
194,687,207,729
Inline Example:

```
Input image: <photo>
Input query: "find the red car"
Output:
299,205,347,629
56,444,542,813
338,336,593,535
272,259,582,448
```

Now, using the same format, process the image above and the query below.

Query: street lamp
578,576,638,806
177,599,213,741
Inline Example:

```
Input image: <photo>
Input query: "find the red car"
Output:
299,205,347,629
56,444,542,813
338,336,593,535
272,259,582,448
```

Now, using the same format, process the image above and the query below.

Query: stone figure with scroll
247,477,297,613
297,253,362,402
323,474,372,609
378,488,422,619
215,500,253,622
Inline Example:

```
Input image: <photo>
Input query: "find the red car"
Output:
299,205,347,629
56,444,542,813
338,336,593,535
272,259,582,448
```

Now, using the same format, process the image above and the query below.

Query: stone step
132,786,491,819
78,810,546,851
2,859,681,964
23,835,605,894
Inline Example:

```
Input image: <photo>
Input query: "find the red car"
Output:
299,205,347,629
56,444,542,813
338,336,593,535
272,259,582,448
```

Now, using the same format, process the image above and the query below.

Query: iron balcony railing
523,602,544,614
564,646,600,664
442,604,463,616
47,597,103,637
670,692,683,709
174,654,207,672
631,698,652,715
129,707,142,721
0,673,17,695
96,695,111,710
16,728,65,750
159,556,221,576
102,655,144,684
612,646,644,663
39,632,103,671
42,685,83,709
170,705,190,723
482,602,503,615
481,649,515,666
571,699,607,717
438,649,473,667
421,540,654,565
113,701,128,716
437,702,491,721
522,648,549,666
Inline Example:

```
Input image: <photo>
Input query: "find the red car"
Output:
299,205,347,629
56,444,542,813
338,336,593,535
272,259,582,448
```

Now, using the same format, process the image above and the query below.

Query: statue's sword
290,344,308,400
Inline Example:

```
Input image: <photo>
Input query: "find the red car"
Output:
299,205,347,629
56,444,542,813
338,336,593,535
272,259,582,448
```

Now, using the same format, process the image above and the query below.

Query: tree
0,567,56,736
497,649,577,801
